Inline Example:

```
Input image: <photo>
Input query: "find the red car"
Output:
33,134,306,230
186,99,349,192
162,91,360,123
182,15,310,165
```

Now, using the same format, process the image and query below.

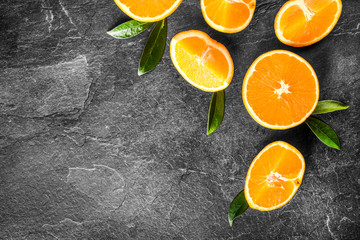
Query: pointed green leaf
138,19,167,75
313,100,349,114
305,117,341,150
107,20,153,39
228,190,249,227
207,90,225,135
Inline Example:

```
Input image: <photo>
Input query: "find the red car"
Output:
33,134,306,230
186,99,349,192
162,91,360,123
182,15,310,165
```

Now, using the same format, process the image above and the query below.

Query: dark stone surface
0,0,359,239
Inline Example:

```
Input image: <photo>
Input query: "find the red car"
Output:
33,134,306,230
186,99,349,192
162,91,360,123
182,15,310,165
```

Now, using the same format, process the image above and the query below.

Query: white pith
274,80,291,99
296,0,315,21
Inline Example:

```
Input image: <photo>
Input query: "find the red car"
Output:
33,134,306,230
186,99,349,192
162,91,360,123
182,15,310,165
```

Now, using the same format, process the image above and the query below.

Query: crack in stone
326,215,337,240
58,0,77,31
41,0,54,33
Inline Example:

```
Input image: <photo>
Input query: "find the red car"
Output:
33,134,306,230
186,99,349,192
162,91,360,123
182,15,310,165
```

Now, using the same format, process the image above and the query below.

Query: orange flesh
172,33,232,90
246,142,304,210
202,0,255,31
119,0,179,18
245,52,318,127
277,0,341,45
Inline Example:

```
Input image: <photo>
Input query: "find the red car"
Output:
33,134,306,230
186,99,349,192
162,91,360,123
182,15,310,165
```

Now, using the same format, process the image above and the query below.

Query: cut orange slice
242,50,319,129
114,0,182,22
201,0,256,33
170,30,234,92
275,0,342,47
245,141,305,211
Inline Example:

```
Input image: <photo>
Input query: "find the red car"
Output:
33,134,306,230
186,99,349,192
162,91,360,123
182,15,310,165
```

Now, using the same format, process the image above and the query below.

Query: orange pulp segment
201,0,256,33
245,141,305,211
170,30,234,92
275,0,342,47
114,0,182,22
242,50,319,129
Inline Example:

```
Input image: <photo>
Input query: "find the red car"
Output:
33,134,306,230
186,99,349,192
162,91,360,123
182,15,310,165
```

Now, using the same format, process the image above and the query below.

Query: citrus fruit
275,0,342,47
242,50,319,129
244,141,305,211
170,30,234,92
114,0,182,22
201,0,256,33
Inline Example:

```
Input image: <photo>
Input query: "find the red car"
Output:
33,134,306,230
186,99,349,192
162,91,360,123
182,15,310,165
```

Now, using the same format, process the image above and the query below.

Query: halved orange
245,141,305,211
170,30,234,92
242,50,319,129
201,0,256,33
114,0,182,22
275,0,342,47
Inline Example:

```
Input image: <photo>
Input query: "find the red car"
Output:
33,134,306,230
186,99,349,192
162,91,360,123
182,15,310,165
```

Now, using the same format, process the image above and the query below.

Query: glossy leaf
107,20,153,39
138,19,167,75
207,90,225,135
305,117,341,150
228,190,249,227
313,100,349,114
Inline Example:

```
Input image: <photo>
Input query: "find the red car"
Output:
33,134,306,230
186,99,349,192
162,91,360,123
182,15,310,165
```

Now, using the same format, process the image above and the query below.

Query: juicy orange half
245,141,305,211
170,30,234,92
275,0,342,47
242,50,319,129
201,0,256,33
114,0,182,22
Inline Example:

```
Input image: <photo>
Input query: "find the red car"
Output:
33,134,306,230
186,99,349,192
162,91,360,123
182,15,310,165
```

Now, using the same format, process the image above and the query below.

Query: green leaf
305,117,341,150
313,100,349,114
207,90,225,135
138,19,167,75
107,20,153,39
228,190,249,227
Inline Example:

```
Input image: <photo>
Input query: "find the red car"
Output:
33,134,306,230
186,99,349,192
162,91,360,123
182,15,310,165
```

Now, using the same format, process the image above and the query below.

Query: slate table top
1,0,359,239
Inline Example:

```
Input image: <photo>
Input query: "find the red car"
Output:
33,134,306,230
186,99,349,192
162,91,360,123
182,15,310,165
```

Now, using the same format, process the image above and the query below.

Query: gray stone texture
0,0,359,239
